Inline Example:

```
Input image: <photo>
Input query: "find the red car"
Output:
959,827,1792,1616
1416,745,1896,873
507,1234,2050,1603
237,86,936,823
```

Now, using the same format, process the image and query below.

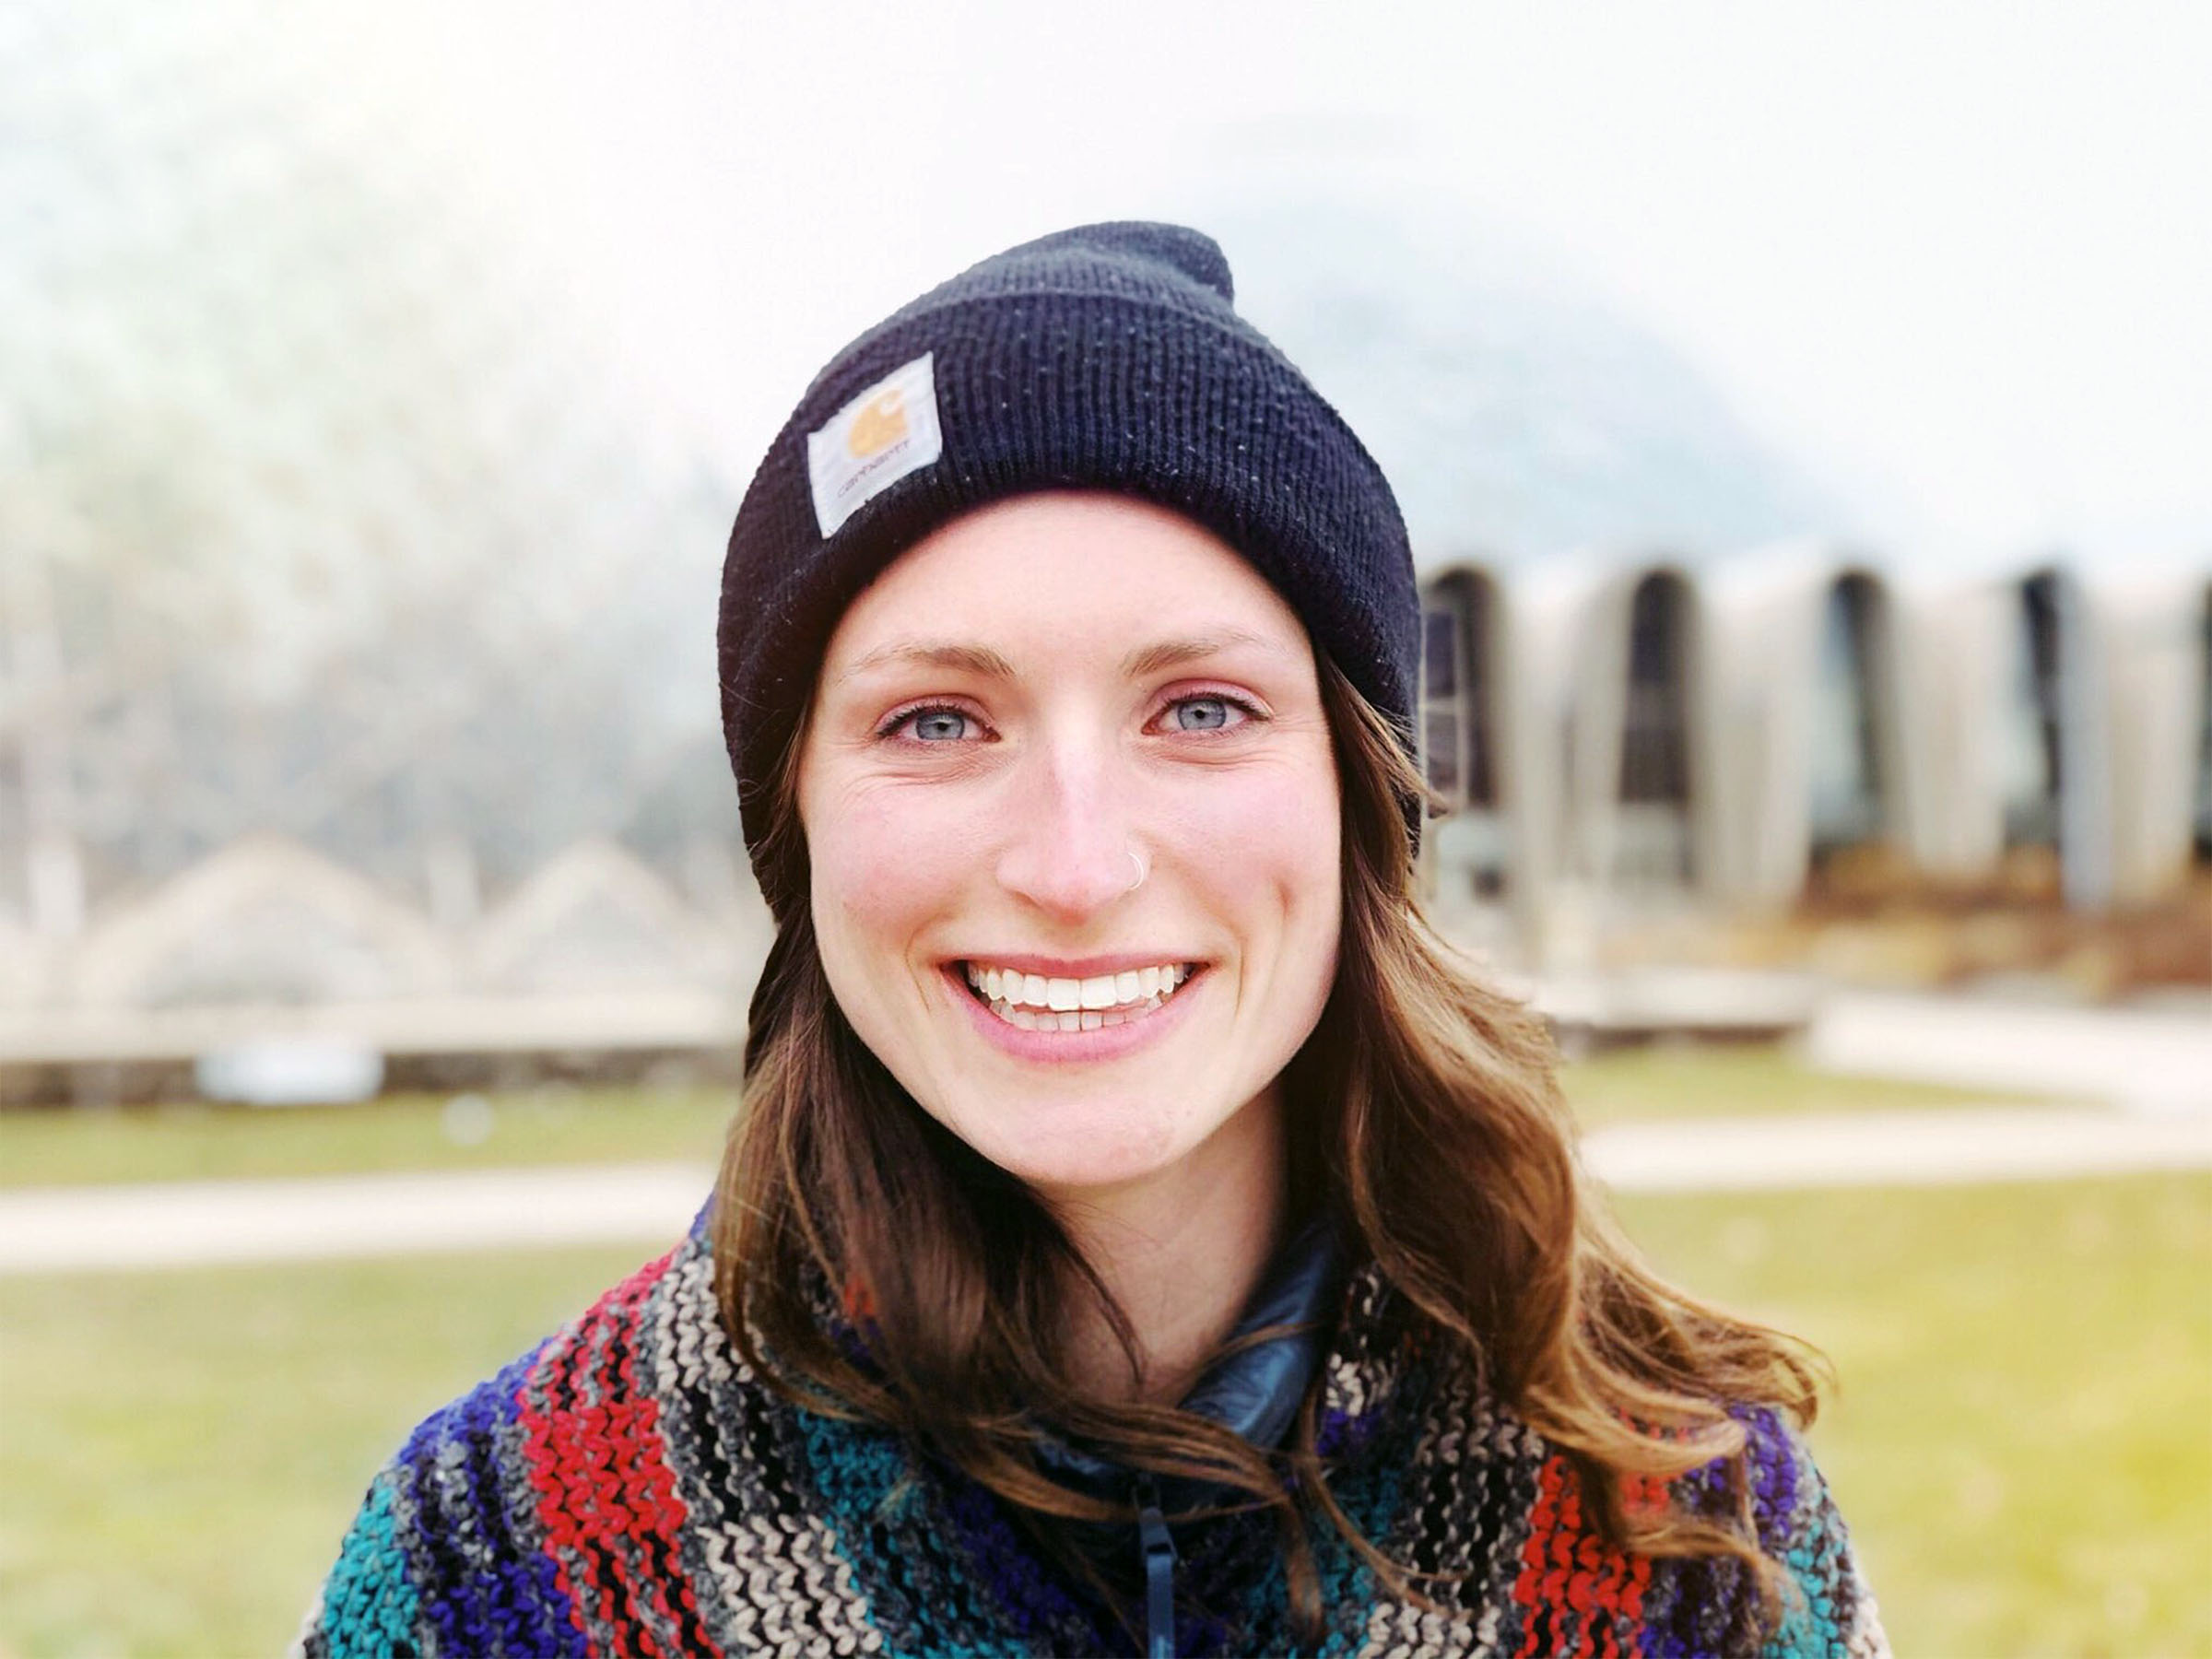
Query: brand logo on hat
846,389,908,458
807,353,943,537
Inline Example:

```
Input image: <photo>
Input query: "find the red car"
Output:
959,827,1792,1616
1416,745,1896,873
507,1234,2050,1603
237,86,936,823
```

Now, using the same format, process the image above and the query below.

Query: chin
956,1107,1197,1198
1004,1141,1185,1203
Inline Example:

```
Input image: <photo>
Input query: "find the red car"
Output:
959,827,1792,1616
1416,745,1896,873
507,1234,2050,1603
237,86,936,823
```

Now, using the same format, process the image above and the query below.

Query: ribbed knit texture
716,222,1421,910
300,1215,1888,1658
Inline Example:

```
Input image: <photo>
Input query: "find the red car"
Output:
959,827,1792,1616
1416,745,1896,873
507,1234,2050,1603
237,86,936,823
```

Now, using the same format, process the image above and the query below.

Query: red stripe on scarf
1511,1454,1654,1656
517,1247,718,1657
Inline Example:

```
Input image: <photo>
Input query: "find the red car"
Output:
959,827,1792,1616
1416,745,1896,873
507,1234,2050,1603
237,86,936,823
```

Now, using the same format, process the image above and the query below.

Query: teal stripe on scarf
316,1476,422,1659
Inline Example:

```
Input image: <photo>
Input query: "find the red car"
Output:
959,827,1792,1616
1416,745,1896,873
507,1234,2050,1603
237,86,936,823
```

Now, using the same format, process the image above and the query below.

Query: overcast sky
322,0,2210,568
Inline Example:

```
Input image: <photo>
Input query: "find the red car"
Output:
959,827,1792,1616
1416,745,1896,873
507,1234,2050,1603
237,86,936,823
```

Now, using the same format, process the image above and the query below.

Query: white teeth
967,964,1189,1006
969,959,1195,1034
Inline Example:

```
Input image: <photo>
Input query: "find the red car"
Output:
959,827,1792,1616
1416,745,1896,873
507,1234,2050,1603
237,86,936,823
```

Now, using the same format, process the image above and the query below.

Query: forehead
819,492,1313,674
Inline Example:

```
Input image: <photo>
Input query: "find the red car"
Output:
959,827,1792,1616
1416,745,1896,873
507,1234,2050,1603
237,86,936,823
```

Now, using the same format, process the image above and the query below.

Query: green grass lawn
0,1244,651,1659
0,1085,735,1189
1614,1175,2212,1659
0,1045,2020,1189
3,1172,2206,1657
1560,1040,2041,1126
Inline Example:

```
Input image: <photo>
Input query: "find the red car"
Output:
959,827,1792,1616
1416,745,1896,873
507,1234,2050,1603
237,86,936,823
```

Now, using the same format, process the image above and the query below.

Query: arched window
1419,572,1497,811
1999,572,2066,853
1419,571,1506,898
1420,589,1467,806
2194,585,2211,865
1808,573,1890,865
1615,571,1694,887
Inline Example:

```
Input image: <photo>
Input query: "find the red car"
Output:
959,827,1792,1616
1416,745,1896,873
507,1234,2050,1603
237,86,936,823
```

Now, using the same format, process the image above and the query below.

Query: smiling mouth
959,961,1198,1032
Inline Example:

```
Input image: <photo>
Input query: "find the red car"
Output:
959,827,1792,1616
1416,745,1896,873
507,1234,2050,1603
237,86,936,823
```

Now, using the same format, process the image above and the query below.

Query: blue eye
903,709,973,742
1167,696,1245,733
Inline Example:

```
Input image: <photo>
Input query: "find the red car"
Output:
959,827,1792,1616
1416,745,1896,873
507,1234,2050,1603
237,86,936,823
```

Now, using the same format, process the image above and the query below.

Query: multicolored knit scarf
300,1212,1888,1657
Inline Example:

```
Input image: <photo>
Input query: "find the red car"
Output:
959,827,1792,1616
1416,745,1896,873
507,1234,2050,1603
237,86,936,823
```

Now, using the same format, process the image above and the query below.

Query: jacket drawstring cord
1135,1477,1178,1659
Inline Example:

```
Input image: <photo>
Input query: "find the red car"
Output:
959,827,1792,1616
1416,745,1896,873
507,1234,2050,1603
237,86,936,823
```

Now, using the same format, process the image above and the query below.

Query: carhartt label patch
806,352,943,537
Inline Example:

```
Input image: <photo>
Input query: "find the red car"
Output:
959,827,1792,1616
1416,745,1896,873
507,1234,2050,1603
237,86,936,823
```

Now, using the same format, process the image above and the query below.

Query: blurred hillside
3,0,736,915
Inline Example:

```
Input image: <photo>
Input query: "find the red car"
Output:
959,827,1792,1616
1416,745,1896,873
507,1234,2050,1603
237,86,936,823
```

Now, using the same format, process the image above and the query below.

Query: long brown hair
714,648,1821,1639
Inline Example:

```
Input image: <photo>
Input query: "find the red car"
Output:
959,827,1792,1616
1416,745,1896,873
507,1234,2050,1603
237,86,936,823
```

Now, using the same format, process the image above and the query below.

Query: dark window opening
1618,574,1690,806
2002,573,2066,851
1809,574,1889,863
1418,571,1509,898
1616,572,1693,887
1418,574,1497,809
1462,579,1495,807
2194,588,2211,864
1422,608,1458,701
1419,600,1465,801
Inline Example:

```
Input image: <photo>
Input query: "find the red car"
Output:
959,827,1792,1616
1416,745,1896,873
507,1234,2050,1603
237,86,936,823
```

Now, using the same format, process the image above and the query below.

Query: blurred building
1414,549,2212,975
2,6,2205,1099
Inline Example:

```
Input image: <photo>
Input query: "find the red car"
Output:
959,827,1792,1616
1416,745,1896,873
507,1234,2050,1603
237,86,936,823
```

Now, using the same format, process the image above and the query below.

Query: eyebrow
1120,628,1285,677
836,641,1018,684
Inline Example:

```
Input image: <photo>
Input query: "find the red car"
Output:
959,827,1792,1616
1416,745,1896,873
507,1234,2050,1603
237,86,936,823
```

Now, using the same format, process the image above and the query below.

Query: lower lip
944,967,1202,1063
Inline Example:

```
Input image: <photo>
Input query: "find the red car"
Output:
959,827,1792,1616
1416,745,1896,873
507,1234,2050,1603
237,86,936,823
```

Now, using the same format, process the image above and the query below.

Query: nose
993,735,1141,924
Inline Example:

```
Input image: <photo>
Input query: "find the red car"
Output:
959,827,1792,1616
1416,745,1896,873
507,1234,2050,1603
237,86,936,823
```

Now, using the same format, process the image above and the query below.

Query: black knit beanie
718,221,1418,901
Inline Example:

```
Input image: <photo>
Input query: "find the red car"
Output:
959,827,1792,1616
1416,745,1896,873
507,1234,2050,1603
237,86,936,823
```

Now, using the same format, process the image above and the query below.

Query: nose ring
1125,847,1148,893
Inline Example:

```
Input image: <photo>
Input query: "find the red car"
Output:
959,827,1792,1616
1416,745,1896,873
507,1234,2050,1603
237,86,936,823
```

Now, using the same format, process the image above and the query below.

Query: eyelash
875,691,1266,745
877,701,987,745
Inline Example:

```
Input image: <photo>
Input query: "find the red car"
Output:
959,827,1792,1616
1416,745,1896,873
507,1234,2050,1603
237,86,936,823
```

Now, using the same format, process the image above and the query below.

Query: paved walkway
1804,991,2212,1114
1582,1106,2212,1192
0,1162,715,1274
5,1106,2209,1273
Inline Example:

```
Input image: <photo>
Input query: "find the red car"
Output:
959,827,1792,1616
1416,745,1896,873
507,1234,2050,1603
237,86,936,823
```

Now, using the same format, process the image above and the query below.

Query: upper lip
949,952,1199,977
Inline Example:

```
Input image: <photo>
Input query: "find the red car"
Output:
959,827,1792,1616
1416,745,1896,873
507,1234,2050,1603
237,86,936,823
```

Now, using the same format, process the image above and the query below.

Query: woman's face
798,492,1341,1202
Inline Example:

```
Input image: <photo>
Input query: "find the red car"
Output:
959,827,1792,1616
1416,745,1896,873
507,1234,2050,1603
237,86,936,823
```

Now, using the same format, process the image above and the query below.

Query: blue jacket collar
1034,1215,1347,1507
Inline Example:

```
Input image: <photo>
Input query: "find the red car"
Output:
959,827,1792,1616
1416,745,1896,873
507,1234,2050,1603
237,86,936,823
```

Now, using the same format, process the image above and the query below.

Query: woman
303,222,1886,1658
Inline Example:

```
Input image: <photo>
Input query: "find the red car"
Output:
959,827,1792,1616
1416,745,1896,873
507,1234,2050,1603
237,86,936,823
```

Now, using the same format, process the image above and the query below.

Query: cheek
1184,761,1340,884
1171,759,1342,958
805,783,975,963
